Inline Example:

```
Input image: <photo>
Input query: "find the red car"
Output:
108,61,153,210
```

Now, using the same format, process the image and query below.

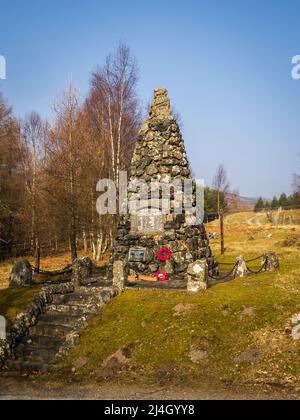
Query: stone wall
0,283,74,368
112,214,214,278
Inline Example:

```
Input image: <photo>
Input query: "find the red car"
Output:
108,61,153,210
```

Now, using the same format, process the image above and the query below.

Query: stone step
19,336,63,350
14,346,58,363
46,303,98,316
52,292,97,305
1,286,112,377
5,359,55,375
29,323,73,338
38,312,84,327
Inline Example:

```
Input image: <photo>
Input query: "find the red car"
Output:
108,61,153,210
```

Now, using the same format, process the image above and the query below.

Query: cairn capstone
9,260,33,289
72,257,93,287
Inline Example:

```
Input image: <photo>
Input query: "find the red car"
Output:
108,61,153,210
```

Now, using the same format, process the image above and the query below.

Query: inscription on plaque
131,209,164,236
137,213,163,232
129,248,147,262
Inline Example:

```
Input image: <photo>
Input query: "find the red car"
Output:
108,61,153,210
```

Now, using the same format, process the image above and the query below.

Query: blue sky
0,0,300,198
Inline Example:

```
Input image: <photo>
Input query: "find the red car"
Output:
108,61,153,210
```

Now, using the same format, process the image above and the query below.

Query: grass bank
0,288,39,328
56,213,300,390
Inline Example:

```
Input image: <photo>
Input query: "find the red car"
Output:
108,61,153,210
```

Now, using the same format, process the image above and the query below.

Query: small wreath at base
155,271,170,282
157,247,172,262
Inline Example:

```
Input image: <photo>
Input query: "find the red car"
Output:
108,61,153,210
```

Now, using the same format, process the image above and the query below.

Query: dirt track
246,214,265,227
0,377,299,400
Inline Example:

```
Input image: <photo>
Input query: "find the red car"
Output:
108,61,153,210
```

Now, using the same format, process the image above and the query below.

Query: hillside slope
55,213,300,393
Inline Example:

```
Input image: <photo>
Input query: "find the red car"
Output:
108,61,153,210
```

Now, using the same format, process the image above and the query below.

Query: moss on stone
0,288,39,328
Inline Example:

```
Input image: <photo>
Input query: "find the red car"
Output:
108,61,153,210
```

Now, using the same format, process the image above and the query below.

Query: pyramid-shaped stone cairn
110,89,216,283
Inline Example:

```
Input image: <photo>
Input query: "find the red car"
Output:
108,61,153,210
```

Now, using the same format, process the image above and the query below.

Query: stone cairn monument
110,89,216,291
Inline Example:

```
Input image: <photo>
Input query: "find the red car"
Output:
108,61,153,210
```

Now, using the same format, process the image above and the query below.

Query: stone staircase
1,285,116,376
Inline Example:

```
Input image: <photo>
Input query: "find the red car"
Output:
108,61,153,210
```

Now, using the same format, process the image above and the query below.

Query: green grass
0,288,39,328
58,276,300,387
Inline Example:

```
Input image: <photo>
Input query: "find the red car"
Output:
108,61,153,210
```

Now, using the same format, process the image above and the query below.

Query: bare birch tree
89,43,140,191
84,43,140,260
44,84,81,262
212,164,230,215
19,112,44,258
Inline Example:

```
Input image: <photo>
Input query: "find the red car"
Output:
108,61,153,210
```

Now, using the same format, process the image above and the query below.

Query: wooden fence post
220,210,225,255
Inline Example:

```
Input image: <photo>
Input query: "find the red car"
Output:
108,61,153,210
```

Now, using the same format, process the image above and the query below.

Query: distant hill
227,193,258,211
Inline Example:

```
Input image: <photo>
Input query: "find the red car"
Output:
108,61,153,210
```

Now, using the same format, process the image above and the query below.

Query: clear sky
0,0,299,198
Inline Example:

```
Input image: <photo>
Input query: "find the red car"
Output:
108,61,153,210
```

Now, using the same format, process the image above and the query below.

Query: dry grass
207,210,300,263
0,250,109,290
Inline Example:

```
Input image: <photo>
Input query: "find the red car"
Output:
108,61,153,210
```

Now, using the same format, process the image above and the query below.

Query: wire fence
246,258,268,275
209,262,239,281
209,254,267,281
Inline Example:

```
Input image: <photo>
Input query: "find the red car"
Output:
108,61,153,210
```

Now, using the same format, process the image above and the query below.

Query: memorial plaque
129,247,147,262
131,209,164,236
137,213,163,232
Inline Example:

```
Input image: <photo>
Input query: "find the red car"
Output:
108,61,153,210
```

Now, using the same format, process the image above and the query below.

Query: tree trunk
116,87,124,194
70,230,77,262
70,204,77,262
102,235,109,254
34,239,41,274
108,96,116,184
96,232,103,262
83,230,88,253
220,210,225,255
90,232,96,260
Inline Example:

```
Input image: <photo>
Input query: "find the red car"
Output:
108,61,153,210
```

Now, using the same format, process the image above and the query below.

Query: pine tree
278,193,288,208
254,197,264,212
271,196,279,209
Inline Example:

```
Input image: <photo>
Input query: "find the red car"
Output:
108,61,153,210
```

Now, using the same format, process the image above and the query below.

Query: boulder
113,260,125,291
264,252,279,272
187,259,208,292
9,260,33,289
233,257,248,278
